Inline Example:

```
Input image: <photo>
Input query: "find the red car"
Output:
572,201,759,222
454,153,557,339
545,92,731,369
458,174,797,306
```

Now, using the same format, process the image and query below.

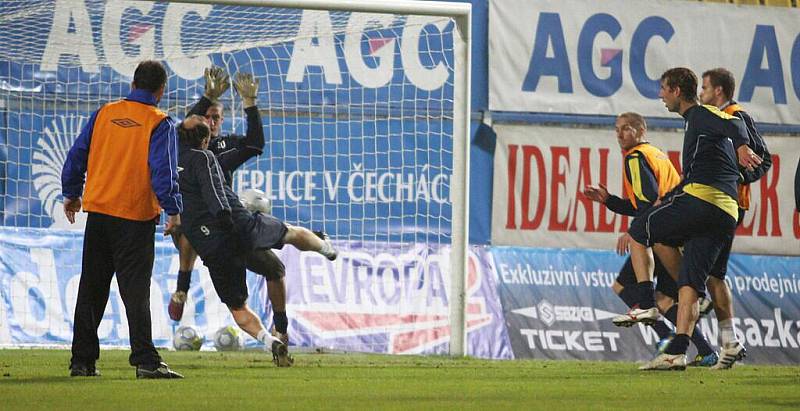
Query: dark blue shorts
616,256,678,299
708,208,746,279
628,192,737,297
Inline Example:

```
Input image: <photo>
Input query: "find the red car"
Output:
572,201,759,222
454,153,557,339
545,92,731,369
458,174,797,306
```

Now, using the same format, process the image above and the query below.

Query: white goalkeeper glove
233,72,259,108
203,66,230,102
241,188,271,215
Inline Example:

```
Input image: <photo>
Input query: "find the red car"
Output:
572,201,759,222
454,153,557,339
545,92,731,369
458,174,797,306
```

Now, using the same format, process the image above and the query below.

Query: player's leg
655,261,717,366
168,233,198,321
70,213,115,377
206,250,293,367
612,258,673,342
282,224,337,260
707,210,746,369
614,195,690,326
247,213,337,261
111,216,182,379
246,249,289,344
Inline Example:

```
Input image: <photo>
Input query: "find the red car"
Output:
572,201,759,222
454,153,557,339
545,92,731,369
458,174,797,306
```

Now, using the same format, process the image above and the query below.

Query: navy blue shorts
616,256,678,299
185,223,248,308
235,211,288,251
708,208,746,279
628,192,737,297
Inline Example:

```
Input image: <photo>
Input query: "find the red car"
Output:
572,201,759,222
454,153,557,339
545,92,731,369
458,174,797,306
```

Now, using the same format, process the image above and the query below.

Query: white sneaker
639,353,687,371
712,341,746,370
314,231,338,261
612,307,659,327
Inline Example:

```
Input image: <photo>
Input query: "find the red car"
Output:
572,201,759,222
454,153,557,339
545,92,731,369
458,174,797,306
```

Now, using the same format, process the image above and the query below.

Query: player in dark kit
167,67,293,348
584,112,717,366
699,67,772,368
614,68,761,371
177,117,336,366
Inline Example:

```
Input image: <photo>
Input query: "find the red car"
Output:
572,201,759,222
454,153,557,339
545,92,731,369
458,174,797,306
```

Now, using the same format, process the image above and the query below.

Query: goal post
0,0,471,356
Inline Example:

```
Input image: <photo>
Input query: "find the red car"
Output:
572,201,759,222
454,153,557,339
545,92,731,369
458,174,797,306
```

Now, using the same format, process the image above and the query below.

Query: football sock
617,287,638,308
256,329,273,346
664,333,690,355
274,311,288,334
664,304,714,355
691,327,715,356
664,305,678,325
176,270,191,293
637,281,656,309
719,318,738,346
651,320,673,341
318,241,335,258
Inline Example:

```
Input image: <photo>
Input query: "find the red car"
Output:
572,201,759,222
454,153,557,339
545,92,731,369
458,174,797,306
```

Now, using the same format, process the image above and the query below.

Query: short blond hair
617,112,647,133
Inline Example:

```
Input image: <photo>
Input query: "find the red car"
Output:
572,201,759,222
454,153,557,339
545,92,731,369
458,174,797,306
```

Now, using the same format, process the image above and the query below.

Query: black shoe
271,341,294,367
69,363,100,377
135,362,184,379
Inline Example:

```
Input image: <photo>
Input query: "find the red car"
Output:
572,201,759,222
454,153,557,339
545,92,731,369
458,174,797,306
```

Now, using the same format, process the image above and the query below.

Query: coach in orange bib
61,60,183,379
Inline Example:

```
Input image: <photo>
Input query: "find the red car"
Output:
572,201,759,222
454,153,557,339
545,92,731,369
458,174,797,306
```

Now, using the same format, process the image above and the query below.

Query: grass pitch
0,349,798,410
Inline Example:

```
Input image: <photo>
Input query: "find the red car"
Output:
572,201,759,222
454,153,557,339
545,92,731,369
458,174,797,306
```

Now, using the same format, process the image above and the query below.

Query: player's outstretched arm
187,66,230,116
216,72,265,172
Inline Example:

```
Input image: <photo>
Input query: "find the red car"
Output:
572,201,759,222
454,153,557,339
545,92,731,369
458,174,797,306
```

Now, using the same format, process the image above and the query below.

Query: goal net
0,0,471,355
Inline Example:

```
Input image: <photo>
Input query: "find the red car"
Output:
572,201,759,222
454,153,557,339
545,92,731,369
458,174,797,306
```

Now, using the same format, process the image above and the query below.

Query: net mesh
0,0,463,354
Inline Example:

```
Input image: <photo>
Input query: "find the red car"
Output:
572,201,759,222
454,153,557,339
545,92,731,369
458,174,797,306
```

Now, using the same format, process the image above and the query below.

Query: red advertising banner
491,124,800,256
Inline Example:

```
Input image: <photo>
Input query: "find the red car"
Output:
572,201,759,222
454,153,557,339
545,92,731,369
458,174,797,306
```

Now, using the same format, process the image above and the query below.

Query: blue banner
0,1,475,243
0,226,512,358
492,247,800,364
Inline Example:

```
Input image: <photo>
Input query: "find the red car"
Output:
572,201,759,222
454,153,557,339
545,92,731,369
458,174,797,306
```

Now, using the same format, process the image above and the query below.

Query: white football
173,325,204,351
213,325,243,351
240,188,272,214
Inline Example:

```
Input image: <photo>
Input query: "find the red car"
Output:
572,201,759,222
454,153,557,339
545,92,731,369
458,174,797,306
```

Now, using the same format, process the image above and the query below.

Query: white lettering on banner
295,250,449,308
694,310,799,349
491,124,800,256
234,166,451,204
730,272,800,299
286,247,495,355
102,1,156,78
41,1,211,77
283,11,451,90
498,263,618,289
520,329,620,352
489,0,800,124
39,4,450,91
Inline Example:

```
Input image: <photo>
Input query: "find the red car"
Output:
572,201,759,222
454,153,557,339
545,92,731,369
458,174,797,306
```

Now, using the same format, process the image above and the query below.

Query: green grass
0,350,798,410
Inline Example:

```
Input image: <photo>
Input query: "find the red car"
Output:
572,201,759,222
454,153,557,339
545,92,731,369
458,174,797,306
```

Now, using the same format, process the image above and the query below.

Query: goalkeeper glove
203,66,230,102
233,72,259,108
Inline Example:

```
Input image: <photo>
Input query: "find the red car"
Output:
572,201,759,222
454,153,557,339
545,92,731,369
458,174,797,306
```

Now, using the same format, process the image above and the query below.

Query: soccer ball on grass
214,325,243,351
173,325,204,351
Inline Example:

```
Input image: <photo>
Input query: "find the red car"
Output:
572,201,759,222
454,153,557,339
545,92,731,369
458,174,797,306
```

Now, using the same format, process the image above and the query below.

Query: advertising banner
0,227,512,358
491,123,800,256
493,246,800,364
489,0,800,124
1,2,464,244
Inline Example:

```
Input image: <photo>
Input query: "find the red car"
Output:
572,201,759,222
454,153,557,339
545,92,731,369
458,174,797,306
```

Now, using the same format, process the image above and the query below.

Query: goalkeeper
177,117,336,366
168,67,290,346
